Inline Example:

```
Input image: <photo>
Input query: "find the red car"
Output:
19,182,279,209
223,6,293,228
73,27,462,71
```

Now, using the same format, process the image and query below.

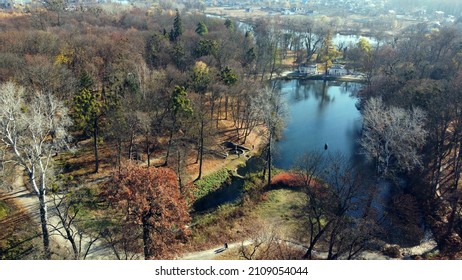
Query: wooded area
0,2,462,260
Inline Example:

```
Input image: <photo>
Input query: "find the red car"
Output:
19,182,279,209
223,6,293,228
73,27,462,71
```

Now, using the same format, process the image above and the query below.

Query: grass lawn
253,189,307,240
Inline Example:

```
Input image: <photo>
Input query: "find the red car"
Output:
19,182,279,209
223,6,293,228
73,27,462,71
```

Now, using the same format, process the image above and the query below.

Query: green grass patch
253,189,306,238
0,200,9,220
193,168,231,201
193,203,240,225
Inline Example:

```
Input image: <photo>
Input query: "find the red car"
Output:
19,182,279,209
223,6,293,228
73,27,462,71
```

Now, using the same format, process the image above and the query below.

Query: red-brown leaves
103,161,191,259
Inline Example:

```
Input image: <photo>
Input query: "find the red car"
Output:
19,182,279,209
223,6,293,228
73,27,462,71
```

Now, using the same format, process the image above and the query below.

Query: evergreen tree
170,9,183,42
224,18,235,31
195,21,208,36
73,76,104,173
219,66,238,86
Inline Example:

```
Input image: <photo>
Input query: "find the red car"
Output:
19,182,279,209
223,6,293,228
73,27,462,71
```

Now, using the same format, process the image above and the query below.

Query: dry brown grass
188,204,260,251
0,193,41,259
60,115,266,189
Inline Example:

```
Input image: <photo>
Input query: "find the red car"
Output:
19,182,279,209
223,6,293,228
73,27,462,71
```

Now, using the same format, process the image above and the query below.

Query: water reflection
274,80,363,169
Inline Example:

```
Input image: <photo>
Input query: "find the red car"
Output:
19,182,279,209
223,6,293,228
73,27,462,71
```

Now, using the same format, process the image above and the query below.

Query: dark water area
192,157,263,212
273,79,364,169
192,177,243,212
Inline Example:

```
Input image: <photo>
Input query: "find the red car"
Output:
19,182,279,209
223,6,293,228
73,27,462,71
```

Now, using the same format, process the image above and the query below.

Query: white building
328,64,348,76
299,64,318,75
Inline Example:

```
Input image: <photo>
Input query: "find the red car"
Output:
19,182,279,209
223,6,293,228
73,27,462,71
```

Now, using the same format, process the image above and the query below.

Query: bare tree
252,86,287,187
294,152,374,259
302,21,327,63
321,154,375,260
252,19,284,81
49,190,100,260
0,81,72,259
360,97,427,176
42,0,66,26
239,228,304,260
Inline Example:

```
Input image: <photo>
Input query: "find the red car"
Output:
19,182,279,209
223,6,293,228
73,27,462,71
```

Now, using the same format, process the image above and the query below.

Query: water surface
273,80,363,169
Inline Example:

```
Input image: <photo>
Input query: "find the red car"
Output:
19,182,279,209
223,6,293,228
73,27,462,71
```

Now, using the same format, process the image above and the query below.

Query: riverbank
280,71,366,83
183,171,441,260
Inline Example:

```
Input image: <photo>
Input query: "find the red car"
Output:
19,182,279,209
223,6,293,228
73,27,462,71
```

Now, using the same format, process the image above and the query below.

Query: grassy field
253,189,306,240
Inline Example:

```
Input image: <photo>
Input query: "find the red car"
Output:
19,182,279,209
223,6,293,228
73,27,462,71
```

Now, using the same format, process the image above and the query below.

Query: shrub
193,168,231,201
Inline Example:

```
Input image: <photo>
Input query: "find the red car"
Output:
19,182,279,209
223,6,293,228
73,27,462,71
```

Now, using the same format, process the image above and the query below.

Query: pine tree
170,9,183,42
195,21,208,36
224,18,234,31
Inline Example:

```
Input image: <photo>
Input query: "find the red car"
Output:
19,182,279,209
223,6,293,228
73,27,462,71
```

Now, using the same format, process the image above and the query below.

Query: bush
242,172,266,204
193,168,232,201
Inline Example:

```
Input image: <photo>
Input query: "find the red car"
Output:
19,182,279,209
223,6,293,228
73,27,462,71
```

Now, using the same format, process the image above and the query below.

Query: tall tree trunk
432,125,448,197
142,215,152,260
267,132,272,187
445,195,460,240
217,97,221,128
445,140,462,239
93,117,99,173
128,131,134,160
177,149,183,194
224,96,229,120
262,146,268,180
196,119,205,181
210,97,215,124
146,144,151,167
303,223,329,260
164,118,176,166
35,176,51,259
117,138,122,171
61,217,79,259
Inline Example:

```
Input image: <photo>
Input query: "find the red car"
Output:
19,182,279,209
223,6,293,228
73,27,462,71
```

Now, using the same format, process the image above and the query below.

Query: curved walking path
2,167,114,259
180,240,253,260
179,237,439,260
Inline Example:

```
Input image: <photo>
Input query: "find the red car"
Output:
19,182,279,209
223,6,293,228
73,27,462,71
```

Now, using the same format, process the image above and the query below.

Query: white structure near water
328,64,348,76
299,64,318,75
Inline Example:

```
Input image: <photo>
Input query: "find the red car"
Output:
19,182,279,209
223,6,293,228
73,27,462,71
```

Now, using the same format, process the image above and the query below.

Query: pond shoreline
278,72,366,83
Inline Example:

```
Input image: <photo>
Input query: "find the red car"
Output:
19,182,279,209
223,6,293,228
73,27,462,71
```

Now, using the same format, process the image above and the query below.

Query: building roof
300,63,317,68
330,64,345,69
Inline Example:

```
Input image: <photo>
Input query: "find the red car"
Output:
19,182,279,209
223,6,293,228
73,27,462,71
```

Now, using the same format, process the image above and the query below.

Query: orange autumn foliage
271,172,306,188
271,172,322,189
104,161,191,259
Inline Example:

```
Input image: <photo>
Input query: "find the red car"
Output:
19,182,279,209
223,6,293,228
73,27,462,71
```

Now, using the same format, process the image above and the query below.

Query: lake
273,79,364,169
